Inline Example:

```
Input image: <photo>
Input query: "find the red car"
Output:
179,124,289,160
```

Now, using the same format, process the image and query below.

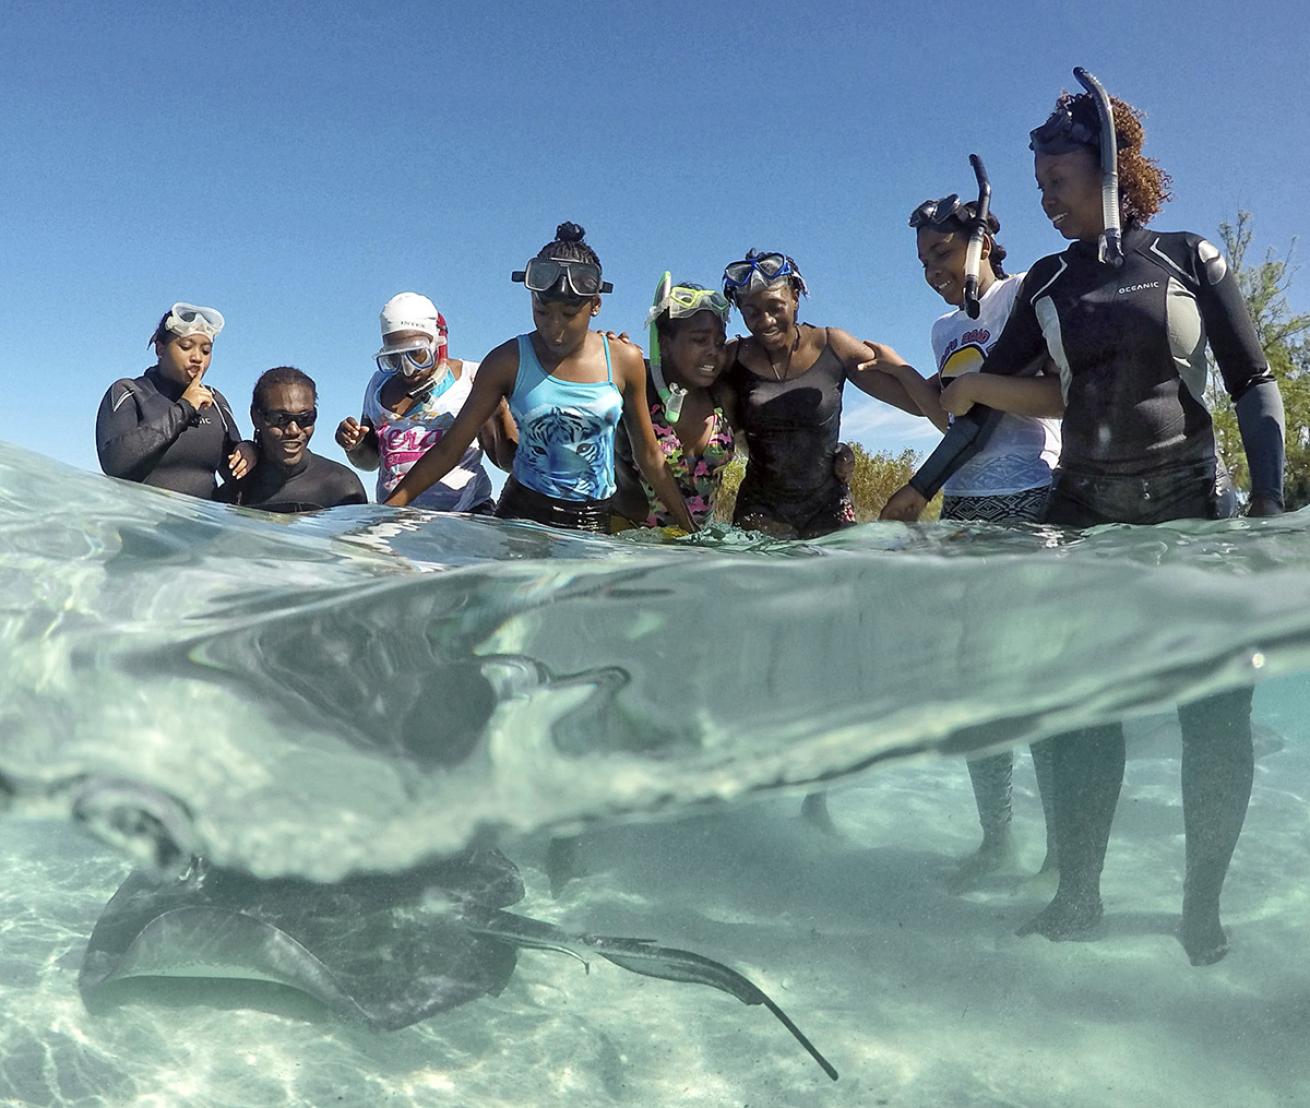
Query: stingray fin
462,907,836,1081
586,936,838,1082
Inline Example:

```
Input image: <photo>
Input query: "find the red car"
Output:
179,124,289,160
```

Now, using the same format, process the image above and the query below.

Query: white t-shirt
361,361,494,512
930,274,1062,497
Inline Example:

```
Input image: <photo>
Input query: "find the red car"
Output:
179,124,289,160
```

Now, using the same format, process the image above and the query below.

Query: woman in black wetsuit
882,82,1285,965
96,303,255,498
716,251,938,538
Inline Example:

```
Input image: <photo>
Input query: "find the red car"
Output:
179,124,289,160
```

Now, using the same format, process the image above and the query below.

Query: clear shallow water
4,440,1310,1106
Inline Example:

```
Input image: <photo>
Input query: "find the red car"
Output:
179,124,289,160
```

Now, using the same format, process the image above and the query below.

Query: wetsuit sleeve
908,270,1051,499
1191,238,1286,505
95,379,196,480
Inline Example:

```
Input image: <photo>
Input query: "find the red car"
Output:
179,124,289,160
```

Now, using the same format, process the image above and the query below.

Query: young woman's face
662,311,727,390
254,381,317,468
531,294,597,355
156,332,213,386
1035,148,1104,242
736,283,799,349
916,227,972,307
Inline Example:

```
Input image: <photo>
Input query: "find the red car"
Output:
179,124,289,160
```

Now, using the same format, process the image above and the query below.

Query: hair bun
555,221,586,243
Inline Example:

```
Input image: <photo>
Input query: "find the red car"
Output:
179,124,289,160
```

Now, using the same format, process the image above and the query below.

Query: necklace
765,327,801,381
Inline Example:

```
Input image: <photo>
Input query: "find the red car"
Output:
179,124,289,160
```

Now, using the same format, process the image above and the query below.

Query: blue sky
3,1,1306,481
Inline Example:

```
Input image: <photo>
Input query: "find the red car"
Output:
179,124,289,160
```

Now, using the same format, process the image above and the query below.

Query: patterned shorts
940,485,1050,524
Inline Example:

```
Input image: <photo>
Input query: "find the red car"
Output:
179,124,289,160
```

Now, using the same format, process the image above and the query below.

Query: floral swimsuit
641,396,735,528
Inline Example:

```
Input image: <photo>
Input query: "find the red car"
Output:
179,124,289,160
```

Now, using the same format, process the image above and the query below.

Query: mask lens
567,263,601,296
755,254,788,278
723,261,754,287
524,258,564,292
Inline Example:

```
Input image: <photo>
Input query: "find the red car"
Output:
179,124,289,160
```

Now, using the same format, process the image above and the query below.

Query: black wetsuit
911,228,1285,518
727,328,852,538
908,228,1284,962
96,367,243,500
218,451,367,513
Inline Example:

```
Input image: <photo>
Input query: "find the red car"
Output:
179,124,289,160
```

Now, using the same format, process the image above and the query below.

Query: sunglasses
721,253,797,291
261,408,317,430
908,195,970,229
512,256,613,298
375,338,437,376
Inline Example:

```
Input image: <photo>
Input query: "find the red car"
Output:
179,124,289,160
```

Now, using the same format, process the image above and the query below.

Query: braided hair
536,221,602,269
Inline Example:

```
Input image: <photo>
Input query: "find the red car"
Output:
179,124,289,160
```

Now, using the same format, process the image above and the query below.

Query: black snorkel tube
962,154,991,319
1073,66,1123,268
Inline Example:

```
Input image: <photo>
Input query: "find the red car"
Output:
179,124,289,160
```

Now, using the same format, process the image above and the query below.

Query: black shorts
494,476,611,534
1044,464,1236,528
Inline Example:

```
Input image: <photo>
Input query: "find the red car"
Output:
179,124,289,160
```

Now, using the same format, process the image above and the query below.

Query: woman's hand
940,376,978,416
228,441,257,479
336,416,370,452
181,377,214,411
880,484,928,522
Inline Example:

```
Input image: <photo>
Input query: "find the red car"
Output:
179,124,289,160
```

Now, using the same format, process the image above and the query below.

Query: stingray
78,849,837,1081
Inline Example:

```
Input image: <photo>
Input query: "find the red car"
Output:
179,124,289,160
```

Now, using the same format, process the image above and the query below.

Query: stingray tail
465,908,838,1081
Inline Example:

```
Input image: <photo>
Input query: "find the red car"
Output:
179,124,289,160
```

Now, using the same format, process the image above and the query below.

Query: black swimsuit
727,328,853,538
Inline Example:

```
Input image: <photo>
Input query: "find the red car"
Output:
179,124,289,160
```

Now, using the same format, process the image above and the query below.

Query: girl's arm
831,330,940,423
478,398,519,472
941,372,1065,418
614,341,696,532
386,342,518,506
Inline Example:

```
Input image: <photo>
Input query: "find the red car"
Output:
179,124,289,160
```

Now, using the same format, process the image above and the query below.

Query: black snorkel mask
1030,67,1124,268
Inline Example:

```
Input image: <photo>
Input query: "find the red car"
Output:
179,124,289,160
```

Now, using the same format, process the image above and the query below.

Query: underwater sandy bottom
3,694,1310,1107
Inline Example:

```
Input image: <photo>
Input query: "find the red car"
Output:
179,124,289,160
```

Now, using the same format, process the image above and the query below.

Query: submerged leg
800,791,837,834
1177,686,1255,966
949,752,1016,891
1018,722,1124,941
545,835,584,898
1030,738,1059,874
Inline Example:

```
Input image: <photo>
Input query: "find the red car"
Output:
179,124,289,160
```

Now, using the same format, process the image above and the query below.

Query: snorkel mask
645,273,731,421
376,294,450,376
1030,67,1124,268
150,302,224,346
512,256,613,300
721,252,808,303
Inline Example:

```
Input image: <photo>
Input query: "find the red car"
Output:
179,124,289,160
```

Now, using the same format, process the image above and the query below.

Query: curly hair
1054,90,1173,226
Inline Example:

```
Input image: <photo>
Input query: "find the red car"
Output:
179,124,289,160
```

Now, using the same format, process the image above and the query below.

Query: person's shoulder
309,452,368,498
101,371,149,411
480,338,521,374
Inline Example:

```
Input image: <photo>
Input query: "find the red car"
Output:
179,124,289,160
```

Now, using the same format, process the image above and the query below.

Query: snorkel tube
962,154,992,320
1073,66,1124,268
647,272,688,422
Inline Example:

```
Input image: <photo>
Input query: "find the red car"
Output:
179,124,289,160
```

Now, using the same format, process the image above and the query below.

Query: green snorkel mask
645,273,731,422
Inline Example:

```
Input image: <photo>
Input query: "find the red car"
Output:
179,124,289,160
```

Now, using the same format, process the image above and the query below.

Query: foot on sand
1179,908,1229,966
1016,891,1104,941
947,835,1018,894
